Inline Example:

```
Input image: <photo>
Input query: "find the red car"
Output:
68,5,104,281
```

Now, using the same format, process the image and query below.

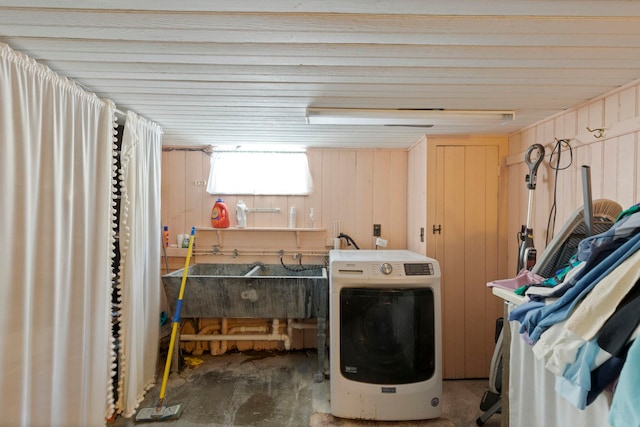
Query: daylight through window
206,149,313,195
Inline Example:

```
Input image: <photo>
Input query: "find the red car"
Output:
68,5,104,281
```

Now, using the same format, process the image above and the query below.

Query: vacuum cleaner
517,143,545,272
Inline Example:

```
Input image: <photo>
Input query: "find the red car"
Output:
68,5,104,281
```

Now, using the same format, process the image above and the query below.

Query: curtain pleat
0,43,115,427
117,110,163,417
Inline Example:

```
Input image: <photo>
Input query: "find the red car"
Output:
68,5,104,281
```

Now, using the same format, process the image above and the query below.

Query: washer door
340,288,435,384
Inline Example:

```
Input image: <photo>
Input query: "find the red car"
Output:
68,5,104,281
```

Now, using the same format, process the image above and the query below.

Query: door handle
432,225,442,235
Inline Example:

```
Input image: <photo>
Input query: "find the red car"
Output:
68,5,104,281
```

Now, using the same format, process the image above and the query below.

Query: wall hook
586,126,605,138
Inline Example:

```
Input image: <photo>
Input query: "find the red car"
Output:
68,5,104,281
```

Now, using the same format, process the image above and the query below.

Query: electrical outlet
373,224,381,237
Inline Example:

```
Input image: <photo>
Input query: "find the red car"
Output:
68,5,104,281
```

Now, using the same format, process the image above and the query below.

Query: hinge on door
432,224,442,235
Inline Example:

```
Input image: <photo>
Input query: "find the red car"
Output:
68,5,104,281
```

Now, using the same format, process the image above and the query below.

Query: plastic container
211,198,230,228
289,206,297,228
236,200,248,228
163,226,169,247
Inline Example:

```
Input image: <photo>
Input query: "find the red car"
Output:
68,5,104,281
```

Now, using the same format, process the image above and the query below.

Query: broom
135,226,196,422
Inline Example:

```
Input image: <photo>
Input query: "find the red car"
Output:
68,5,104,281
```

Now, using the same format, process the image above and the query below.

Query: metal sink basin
162,263,328,319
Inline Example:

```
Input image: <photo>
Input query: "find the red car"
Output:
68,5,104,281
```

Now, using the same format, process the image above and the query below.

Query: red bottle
211,198,230,228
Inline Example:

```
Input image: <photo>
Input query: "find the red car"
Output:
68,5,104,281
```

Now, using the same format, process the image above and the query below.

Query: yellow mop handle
158,226,196,406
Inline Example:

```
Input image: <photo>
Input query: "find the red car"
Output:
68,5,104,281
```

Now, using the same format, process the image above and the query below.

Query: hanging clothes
609,337,640,427
511,232,640,343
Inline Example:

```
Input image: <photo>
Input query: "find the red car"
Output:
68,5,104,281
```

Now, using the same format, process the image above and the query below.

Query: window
206,148,313,195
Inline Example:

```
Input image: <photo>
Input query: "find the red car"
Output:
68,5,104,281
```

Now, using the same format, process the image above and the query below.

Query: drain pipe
192,323,218,356
271,319,291,350
220,318,228,355
181,318,291,350
215,324,270,355
194,322,271,356
288,319,318,340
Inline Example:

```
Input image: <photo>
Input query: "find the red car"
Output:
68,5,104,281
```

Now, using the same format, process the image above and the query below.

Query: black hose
545,139,573,245
337,233,360,249
279,255,323,273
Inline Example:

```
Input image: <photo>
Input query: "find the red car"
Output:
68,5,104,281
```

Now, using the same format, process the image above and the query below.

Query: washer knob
380,263,393,275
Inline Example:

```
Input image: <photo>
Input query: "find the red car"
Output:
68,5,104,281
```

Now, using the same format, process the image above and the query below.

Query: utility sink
162,263,328,319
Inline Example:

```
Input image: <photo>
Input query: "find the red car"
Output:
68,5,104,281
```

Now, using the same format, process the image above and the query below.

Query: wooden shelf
195,226,325,247
195,227,324,232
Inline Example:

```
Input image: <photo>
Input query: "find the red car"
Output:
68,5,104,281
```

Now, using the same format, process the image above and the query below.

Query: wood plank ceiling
1,1,640,148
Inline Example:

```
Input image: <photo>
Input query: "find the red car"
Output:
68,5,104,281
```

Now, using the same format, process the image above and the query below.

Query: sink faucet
244,261,265,277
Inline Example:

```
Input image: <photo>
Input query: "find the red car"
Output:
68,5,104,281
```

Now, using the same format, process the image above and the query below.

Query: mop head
135,403,184,423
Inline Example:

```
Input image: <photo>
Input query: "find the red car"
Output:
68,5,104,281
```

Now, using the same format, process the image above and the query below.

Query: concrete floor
111,350,501,427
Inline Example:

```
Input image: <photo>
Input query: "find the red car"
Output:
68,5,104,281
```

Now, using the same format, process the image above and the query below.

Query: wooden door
427,139,505,379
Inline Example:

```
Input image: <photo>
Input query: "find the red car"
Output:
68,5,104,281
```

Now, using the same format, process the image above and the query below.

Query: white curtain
0,43,116,426
116,110,163,417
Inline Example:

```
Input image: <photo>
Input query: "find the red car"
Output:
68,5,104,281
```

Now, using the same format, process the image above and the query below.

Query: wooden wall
161,147,409,263
407,137,428,254
506,79,640,276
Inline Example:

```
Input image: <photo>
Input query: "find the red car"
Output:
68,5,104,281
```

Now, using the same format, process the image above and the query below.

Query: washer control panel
380,262,393,275
404,263,435,276
363,262,435,277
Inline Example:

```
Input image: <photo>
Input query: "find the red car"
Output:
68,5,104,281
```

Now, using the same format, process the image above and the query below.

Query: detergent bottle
163,225,169,247
211,198,230,228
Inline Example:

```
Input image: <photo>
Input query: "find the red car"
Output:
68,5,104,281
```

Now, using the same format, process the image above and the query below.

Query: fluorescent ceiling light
305,108,515,126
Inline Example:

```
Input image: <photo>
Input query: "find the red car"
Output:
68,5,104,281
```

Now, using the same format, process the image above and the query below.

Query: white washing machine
329,249,442,421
